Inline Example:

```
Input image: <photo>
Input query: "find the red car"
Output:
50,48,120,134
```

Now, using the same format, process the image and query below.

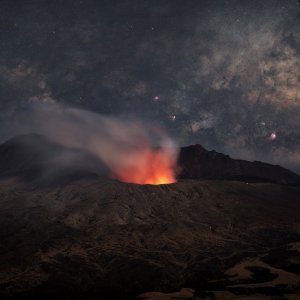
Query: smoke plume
10,103,178,185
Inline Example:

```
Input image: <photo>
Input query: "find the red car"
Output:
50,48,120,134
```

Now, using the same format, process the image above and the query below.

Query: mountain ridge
178,144,300,185
0,134,299,186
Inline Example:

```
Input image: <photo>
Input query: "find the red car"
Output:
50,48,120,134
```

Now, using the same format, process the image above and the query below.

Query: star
269,132,277,141
169,115,176,121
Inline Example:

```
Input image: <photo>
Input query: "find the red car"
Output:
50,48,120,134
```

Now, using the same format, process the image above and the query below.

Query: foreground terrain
0,176,300,299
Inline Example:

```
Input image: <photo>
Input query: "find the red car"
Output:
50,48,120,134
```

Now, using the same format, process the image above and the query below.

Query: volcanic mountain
0,134,300,299
0,133,299,185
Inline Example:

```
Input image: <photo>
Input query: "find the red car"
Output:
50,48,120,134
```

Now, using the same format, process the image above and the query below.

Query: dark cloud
0,0,299,172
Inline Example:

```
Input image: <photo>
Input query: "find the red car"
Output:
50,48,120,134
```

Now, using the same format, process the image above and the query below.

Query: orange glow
111,147,177,185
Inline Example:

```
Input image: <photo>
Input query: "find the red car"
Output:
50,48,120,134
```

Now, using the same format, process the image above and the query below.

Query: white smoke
6,103,178,184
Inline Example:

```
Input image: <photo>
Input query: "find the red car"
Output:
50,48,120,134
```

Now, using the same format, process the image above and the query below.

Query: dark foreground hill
0,135,300,299
0,177,300,299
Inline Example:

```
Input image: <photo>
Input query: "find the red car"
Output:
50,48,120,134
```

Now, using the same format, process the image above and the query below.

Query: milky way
0,0,299,172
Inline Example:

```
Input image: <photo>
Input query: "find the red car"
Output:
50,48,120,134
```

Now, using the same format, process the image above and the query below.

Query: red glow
111,147,177,185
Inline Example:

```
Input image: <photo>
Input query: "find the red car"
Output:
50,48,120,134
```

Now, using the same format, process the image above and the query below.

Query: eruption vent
111,146,177,185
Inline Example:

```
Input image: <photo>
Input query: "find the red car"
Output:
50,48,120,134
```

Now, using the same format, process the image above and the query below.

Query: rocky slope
0,177,299,299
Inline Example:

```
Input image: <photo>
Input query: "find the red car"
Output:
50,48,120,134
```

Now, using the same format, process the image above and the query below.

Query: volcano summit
0,134,300,299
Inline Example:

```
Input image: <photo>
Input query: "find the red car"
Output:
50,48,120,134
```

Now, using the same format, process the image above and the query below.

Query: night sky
0,0,299,172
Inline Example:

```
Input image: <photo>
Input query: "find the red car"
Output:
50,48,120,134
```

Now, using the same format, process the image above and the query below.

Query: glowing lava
111,147,177,185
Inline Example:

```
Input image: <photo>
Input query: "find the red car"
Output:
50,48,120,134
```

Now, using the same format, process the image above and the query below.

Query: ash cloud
3,103,178,183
